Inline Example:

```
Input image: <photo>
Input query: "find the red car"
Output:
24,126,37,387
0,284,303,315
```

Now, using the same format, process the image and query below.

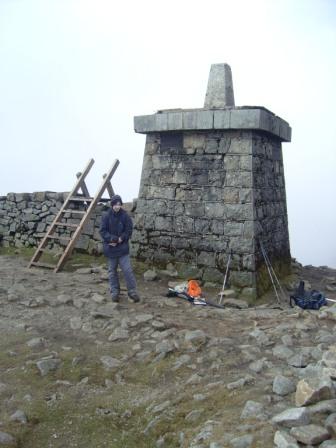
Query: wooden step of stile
54,222,78,228
69,196,93,202
30,261,56,269
63,210,86,214
46,235,71,241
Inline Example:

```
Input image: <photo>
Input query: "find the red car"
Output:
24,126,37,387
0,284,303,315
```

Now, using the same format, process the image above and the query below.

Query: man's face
112,202,122,212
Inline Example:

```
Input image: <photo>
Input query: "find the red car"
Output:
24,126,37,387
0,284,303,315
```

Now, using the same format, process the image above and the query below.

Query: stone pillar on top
204,63,235,108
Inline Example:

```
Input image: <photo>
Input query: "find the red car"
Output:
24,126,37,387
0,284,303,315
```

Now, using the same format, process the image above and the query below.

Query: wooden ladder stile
54,159,119,272
28,158,119,272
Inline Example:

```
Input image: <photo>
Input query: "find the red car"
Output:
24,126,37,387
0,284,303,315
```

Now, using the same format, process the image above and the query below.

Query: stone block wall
252,133,291,292
132,129,291,296
0,192,108,254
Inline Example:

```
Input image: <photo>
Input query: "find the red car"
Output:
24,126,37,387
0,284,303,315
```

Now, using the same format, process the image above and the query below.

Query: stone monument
132,63,292,298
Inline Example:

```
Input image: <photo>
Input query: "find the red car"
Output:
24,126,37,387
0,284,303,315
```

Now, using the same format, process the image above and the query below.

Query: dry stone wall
0,192,107,254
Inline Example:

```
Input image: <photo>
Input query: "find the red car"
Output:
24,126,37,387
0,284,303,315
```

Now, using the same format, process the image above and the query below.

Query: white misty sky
0,0,335,268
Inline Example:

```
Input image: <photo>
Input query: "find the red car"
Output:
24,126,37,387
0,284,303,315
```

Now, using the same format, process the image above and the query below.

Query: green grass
0,245,105,271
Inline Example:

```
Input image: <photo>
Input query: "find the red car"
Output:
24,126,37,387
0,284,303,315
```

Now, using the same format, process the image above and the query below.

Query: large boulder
295,376,335,406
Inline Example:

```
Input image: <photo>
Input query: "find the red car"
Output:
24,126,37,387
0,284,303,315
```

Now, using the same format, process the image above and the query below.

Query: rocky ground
1,251,336,448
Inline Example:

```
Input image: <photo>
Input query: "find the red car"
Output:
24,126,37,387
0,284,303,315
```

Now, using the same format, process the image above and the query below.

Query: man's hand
118,237,123,243
109,242,118,247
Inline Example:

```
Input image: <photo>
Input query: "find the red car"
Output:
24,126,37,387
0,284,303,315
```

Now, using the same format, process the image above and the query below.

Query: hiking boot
128,292,140,303
111,294,119,303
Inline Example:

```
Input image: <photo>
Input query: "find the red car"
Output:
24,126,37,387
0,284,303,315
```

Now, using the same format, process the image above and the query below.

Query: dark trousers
108,254,137,296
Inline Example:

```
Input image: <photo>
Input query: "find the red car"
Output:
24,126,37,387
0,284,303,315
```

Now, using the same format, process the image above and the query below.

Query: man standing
100,194,140,303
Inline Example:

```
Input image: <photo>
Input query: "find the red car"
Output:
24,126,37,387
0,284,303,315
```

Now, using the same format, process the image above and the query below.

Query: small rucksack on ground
290,280,327,310
187,279,202,298
166,279,206,305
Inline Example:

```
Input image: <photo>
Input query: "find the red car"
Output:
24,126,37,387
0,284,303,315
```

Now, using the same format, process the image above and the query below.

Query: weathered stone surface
0,431,16,445
325,413,336,436
100,356,121,370
204,63,235,108
273,345,294,360
10,409,28,424
155,339,175,355
0,192,109,259
134,314,153,325
249,328,270,346
229,434,254,448
295,376,335,406
273,375,296,396
322,347,336,369
290,424,330,445
57,294,73,305
249,358,267,373
306,399,336,416
70,316,82,330
185,330,207,346
108,327,129,342
320,440,336,448
240,400,265,420
91,293,106,304
222,298,249,309
227,375,254,390
143,269,158,281
26,337,47,349
134,108,291,140
288,353,309,368
36,358,61,376
274,430,299,448
272,407,310,427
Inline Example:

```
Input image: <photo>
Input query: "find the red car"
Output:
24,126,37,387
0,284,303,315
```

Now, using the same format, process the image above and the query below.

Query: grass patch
0,245,105,271
0,245,34,258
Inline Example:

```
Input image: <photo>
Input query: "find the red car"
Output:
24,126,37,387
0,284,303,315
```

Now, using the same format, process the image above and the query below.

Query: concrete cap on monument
204,63,235,108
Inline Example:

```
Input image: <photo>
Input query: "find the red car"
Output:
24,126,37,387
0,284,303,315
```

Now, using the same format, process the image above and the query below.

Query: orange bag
187,279,202,298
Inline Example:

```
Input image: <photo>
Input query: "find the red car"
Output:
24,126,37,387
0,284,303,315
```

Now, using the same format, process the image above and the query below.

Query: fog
0,0,335,268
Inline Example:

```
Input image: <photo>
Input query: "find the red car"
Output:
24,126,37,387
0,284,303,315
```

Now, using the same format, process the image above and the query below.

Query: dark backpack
290,281,327,310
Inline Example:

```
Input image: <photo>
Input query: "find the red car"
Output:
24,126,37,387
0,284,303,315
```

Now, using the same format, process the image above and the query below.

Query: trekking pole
260,242,281,304
260,241,287,303
219,249,232,305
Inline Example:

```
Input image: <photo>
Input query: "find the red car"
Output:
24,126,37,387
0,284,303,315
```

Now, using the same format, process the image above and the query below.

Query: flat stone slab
290,424,330,445
134,106,291,142
272,407,310,427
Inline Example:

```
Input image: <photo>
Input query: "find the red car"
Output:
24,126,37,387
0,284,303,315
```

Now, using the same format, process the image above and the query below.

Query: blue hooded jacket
99,207,133,258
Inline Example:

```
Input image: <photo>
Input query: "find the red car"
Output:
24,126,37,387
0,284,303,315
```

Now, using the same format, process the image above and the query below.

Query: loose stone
36,358,61,376
295,376,335,406
271,407,310,427
229,434,254,448
100,356,121,370
240,400,265,420
273,375,296,396
274,430,299,448
290,424,330,445
0,432,16,445
10,409,28,424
